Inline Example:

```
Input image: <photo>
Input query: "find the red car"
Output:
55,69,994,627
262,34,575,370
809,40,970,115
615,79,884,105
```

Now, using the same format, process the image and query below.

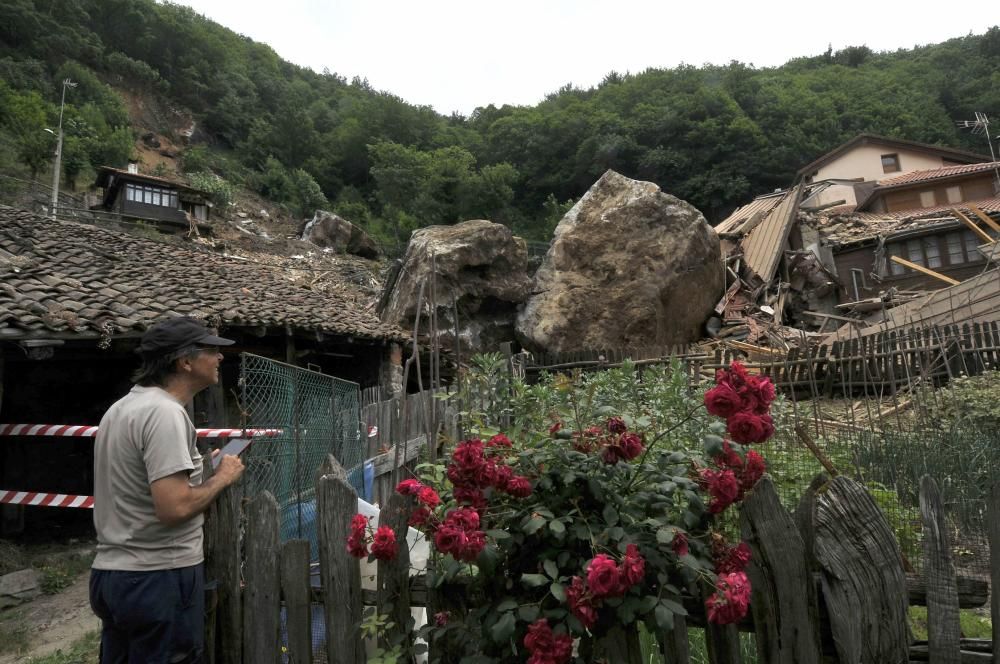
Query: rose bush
349,359,775,662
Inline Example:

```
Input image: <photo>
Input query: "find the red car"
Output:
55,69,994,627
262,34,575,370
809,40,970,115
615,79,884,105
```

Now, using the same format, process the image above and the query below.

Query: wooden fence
523,321,1000,397
200,454,998,663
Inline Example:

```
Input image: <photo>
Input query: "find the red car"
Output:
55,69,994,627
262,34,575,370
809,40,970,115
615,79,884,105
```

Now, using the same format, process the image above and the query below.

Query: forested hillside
2,0,999,247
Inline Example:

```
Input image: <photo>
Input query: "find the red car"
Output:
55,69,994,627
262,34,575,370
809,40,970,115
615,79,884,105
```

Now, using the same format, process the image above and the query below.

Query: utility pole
50,78,76,220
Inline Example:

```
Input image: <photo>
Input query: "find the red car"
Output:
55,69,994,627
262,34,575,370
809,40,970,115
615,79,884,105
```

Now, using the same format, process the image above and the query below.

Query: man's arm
150,455,245,527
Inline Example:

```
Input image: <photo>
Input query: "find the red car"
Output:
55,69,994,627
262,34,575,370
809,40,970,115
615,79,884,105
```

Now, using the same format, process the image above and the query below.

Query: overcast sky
174,0,997,116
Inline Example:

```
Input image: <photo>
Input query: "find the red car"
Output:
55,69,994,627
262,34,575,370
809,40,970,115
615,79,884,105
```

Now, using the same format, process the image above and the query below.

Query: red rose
452,439,485,471
417,486,441,508
748,375,776,410
702,468,740,514
601,444,623,465
452,487,487,510
716,361,750,389
395,479,422,496
740,450,766,490
552,633,574,662
505,475,532,498
457,530,486,562
408,506,432,529
474,459,498,488
620,544,645,587
346,535,368,558
586,554,622,598
433,524,466,556
704,383,745,418
727,412,774,444
524,619,555,652
716,541,752,574
370,526,397,561
487,433,512,448
672,530,689,557
606,416,627,434
445,507,480,531
618,432,644,460
706,571,751,625
549,421,562,436
493,464,514,488
714,440,743,469
566,576,597,629
433,611,449,627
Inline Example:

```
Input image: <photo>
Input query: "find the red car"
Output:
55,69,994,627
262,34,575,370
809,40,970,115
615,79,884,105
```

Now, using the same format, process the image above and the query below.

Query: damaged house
0,205,406,518
714,134,1000,341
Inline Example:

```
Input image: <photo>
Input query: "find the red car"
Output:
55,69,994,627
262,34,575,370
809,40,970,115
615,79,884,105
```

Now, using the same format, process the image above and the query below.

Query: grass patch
908,605,993,640
23,630,100,664
34,549,95,595
0,611,32,656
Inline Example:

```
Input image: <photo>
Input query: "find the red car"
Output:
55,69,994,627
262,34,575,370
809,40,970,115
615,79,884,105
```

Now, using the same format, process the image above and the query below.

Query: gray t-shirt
92,385,205,571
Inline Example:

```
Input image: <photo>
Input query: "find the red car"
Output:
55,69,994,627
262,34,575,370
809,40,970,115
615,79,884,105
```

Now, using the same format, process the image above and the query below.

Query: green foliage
2,0,1000,233
23,631,100,664
416,359,765,660
187,171,234,208
925,370,1000,430
908,606,992,641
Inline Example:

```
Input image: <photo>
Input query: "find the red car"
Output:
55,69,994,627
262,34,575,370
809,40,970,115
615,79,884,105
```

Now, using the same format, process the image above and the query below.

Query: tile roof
0,206,407,342
875,161,1000,187
95,166,209,195
808,198,1000,248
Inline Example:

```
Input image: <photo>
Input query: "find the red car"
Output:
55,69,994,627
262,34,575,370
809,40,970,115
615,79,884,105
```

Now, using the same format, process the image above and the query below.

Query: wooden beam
952,208,994,244
965,204,1000,234
889,256,960,285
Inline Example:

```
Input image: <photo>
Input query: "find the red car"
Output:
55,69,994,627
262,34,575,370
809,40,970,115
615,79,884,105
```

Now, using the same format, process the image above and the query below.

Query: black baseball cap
137,316,235,357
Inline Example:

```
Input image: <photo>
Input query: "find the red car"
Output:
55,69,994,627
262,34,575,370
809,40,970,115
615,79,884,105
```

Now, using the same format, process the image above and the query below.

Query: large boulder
380,220,530,355
300,210,379,259
517,170,723,352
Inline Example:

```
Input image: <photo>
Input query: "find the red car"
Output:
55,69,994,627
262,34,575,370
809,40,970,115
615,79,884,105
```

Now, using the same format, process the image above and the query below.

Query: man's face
185,346,223,388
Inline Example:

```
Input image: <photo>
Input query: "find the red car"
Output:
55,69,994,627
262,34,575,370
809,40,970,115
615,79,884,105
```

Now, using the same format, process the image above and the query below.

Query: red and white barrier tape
0,490,93,509
0,424,282,438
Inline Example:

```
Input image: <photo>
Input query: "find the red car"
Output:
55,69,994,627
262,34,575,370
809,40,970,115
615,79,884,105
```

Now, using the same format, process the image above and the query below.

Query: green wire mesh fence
238,353,363,545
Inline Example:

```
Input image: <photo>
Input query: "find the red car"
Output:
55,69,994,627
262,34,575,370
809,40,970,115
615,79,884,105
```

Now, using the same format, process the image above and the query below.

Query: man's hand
215,454,245,486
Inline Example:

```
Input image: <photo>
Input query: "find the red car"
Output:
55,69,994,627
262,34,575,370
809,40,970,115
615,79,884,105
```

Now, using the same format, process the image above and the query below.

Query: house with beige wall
797,134,988,208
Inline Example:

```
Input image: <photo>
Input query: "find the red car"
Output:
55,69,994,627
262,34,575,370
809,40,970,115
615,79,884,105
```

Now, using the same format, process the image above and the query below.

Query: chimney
127,160,138,174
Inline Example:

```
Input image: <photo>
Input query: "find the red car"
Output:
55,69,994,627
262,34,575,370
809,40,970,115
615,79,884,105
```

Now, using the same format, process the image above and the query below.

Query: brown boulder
300,210,379,259
516,170,723,352
380,220,530,355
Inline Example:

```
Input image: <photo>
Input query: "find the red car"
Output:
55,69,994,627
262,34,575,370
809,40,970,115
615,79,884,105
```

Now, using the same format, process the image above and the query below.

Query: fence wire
239,353,363,546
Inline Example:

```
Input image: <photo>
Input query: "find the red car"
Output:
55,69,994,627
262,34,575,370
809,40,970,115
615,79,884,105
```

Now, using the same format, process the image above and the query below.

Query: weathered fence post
377,492,414,657
988,478,999,664
740,476,822,664
658,615,690,663
318,458,364,664
918,475,961,663
592,624,644,663
703,617,743,664
244,492,282,663
813,476,911,664
214,482,242,664
281,539,313,664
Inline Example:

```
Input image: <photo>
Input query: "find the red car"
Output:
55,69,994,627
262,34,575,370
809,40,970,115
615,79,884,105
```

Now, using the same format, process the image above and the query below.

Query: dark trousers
89,564,205,664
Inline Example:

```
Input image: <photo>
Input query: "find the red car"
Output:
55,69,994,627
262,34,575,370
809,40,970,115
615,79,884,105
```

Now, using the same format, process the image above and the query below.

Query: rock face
380,220,530,355
300,210,379,259
0,568,40,609
517,170,723,352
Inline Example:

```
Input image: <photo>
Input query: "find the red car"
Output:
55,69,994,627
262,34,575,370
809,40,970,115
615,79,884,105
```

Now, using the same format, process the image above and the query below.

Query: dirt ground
0,572,99,663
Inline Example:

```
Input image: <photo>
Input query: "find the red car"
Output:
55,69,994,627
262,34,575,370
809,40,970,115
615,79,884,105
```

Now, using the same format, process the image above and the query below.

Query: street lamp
50,78,77,220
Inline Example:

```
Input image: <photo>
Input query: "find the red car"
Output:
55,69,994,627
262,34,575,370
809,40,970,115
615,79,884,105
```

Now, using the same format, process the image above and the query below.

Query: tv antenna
956,112,1000,190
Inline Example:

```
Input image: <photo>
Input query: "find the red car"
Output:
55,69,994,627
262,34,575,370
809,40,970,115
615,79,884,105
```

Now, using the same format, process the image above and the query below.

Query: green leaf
523,516,546,535
550,582,566,602
496,598,518,613
490,612,516,644
486,529,511,540
654,604,674,630
521,573,549,587
549,519,566,535
660,598,688,616
656,527,676,545
518,605,540,622
602,504,619,527
543,559,559,579
573,522,591,541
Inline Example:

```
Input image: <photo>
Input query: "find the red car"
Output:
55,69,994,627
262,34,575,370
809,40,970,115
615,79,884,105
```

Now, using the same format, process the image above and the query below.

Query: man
90,316,246,663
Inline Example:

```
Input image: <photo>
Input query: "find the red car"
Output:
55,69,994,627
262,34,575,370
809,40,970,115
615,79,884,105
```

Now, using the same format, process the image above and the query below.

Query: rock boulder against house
516,170,724,352
379,219,531,356
300,210,379,259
